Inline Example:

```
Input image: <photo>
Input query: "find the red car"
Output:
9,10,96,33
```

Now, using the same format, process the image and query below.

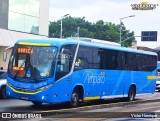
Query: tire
32,101,42,106
1,86,6,99
128,86,136,101
70,89,79,108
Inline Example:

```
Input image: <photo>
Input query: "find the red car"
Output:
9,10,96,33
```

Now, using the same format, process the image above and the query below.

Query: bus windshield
8,45,57,80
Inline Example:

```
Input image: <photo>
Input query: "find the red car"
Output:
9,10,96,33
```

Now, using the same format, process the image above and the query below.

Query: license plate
21,96,28,100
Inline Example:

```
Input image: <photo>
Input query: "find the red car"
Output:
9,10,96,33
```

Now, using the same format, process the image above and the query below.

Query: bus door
55,45,76,101
73,46,92,97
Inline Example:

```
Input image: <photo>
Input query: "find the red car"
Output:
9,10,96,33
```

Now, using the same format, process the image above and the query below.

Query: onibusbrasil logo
131,1,158,10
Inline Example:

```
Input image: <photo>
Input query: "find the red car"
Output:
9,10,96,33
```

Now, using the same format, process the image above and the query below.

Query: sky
49,0,160,49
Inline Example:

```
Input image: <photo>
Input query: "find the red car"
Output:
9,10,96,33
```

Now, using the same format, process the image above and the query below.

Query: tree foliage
49,16,135,47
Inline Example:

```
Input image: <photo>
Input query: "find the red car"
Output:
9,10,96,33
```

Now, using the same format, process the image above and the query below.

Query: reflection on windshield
8,45,57,80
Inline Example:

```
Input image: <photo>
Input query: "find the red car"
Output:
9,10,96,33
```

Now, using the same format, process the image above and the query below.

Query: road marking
121,104,160,112
36,99,160,113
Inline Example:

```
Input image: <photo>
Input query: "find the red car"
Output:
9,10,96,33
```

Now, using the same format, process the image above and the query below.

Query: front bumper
6,83,60,103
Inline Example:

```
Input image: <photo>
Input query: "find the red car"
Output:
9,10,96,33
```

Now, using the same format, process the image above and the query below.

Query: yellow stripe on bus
84,96,100,101
19,42,50,46
7,83,42,94
147,76,157,80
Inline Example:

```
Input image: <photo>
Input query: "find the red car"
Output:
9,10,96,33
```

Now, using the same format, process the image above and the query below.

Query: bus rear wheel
70,89,79,108
128,86,136,101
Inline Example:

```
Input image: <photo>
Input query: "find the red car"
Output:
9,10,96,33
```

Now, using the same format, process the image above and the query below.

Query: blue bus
4,38,157,107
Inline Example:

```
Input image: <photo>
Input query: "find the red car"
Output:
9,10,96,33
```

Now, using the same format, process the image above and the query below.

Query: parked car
156,68,160,92
0,70,7,98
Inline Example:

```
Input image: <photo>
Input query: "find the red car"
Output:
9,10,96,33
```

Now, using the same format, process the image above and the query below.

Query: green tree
49,16,135,47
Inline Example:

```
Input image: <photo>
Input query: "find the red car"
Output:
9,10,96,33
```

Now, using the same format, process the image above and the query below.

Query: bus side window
55,44,76,81
57,48,71,72
92,48,101,69
74,46,92,71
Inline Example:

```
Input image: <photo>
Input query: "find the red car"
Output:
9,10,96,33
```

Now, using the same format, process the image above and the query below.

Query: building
137,31,159,49
0,0,49,69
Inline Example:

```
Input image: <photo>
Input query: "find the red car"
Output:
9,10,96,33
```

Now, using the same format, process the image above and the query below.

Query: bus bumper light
42,96,45,100
7,91,10,96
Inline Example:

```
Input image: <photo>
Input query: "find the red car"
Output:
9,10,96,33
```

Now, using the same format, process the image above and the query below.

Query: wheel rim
129,89,134,100
71,93,78,106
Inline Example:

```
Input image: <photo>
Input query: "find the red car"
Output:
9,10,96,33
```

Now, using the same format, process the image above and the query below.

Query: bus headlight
37,84,52,92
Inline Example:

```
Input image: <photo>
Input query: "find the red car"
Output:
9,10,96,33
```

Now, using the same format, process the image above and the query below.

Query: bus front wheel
70,89,79,108
32,101,42,107
1,86,6,99
128,86,136,101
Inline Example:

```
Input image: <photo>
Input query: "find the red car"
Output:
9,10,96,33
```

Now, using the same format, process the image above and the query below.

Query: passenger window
74,46,92,71
55,45,76,81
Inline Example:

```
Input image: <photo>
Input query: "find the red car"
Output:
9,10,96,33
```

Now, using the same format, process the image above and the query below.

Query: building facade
0,0,49,69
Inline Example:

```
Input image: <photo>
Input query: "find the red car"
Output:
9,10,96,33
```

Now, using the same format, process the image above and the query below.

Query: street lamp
60,14,69,38
120,15,135,46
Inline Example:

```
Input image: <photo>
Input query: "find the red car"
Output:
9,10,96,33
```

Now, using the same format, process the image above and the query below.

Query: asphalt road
1,91,160,120
0,91,160,112
41,102,160,121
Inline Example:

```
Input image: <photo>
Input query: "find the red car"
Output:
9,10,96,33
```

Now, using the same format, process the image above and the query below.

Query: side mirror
3,51,7,62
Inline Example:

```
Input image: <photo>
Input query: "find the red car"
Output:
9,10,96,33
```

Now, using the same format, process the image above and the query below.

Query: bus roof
16,38,157,56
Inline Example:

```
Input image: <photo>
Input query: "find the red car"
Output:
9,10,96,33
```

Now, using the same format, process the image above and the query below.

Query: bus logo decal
83,71,105,85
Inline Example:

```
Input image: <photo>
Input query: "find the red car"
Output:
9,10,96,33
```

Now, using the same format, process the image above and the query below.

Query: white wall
137,41,159,49
0,28,47,47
